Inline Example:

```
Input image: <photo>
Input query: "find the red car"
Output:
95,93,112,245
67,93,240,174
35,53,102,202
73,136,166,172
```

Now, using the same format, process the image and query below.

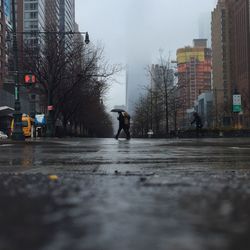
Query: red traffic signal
24,74,36,84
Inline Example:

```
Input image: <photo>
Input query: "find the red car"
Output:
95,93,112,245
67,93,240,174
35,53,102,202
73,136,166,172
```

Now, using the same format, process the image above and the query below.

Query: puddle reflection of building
20,145,35,169
8,145,36,170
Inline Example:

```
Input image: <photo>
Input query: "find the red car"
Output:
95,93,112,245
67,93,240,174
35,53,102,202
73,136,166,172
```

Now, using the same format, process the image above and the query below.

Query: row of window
24,11,38,19
24,20,38,29
25,3,38,11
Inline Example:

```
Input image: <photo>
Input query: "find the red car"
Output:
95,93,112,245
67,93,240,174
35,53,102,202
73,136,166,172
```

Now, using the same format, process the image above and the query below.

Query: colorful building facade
176,39,212,128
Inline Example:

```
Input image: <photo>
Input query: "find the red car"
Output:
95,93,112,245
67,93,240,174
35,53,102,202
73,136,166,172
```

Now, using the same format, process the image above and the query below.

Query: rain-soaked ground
0,137,250,250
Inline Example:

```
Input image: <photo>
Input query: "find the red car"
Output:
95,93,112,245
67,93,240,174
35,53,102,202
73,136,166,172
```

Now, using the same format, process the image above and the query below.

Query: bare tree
132,95,151,137
22,31,120,136
132,51,184,138
147,52,175,136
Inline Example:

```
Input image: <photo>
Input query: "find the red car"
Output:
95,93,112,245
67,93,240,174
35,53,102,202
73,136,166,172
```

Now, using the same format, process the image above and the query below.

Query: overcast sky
75,0,218,110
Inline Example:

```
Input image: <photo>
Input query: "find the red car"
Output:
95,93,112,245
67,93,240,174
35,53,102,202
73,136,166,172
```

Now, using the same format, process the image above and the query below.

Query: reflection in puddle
2,145,46,170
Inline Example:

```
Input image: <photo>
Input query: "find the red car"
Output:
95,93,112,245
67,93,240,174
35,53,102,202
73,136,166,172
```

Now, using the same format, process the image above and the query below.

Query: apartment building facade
211,0,232,127
230,0,250,127
45,0,60,31
59,0,75,32
17,0,76,115
212,0,250,128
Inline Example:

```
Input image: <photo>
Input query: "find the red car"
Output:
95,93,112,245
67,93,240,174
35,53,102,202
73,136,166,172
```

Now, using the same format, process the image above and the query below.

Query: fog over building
126,62,149,115
74,0,217,110
198,13,212,47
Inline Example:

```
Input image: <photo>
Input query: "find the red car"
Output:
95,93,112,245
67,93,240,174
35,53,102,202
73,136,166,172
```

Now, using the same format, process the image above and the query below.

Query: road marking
230,147,250,150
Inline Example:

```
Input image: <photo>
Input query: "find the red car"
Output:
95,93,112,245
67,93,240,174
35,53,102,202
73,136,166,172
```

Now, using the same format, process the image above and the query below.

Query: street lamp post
11,0,25,141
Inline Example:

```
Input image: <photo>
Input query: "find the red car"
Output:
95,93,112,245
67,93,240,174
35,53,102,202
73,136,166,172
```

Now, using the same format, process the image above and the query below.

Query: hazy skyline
75,0,218,110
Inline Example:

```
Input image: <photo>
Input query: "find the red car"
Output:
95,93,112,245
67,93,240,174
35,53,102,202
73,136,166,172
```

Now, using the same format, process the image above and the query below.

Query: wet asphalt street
0,137,250,250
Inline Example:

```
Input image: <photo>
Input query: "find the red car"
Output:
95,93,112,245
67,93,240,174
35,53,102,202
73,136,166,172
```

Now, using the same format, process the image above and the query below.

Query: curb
0,139,62,145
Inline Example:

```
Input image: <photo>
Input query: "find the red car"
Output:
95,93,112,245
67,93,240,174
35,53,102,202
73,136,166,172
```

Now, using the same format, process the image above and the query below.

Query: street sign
35,114,46,125
47,105,53,111
233,94,242,113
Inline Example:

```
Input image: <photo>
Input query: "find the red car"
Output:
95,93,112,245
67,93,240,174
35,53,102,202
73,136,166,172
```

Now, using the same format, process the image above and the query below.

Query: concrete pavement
0,138,250,250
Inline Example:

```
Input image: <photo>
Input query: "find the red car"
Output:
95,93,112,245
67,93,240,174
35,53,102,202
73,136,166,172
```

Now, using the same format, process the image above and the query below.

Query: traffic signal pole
11,0,25,141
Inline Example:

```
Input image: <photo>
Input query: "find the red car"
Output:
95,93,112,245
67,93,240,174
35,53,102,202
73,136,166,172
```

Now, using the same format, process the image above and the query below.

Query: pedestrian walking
115,111,131,140
191,112,203,137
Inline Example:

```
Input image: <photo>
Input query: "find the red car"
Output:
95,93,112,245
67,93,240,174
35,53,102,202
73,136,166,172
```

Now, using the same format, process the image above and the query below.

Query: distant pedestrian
191,112,203,137
115,111,131,140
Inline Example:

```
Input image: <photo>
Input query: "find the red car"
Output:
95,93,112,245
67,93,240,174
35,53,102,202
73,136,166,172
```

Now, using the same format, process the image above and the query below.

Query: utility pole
11,0,25,141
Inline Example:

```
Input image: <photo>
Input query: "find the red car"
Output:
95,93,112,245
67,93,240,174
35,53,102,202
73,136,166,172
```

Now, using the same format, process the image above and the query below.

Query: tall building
229,0,250,127
177,39,212,113
58,0,75,57
14,0,46,77
126,63,149,115
212,0,250,128
16,0,47,115
45,0,60,31
0,0,30,113
198,12,212,47
22,0,45,46
0,0,7,88
211,0,232,127
59,0,75,32
1,0,77,114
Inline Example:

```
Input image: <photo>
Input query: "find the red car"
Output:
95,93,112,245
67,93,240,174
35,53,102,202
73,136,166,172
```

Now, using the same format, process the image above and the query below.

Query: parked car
0,131,8,139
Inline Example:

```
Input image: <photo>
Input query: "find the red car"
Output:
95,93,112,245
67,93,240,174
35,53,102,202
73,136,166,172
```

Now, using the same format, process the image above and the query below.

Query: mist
75,0,217,109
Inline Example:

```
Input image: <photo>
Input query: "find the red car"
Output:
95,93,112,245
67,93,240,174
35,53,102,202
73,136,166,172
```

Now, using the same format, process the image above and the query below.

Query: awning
0,106,14,117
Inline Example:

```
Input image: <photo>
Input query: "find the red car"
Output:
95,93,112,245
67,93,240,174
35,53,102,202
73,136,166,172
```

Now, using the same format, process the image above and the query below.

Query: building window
24,20,38,29
25,3,38,10
30,12,38,19
25,11,38,19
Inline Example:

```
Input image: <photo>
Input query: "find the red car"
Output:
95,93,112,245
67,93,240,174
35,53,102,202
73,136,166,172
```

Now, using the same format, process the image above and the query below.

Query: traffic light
24,74,36,84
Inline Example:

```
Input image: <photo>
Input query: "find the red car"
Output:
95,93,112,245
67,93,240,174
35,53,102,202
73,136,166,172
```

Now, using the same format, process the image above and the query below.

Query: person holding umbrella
111,109,131,140
191,112,203,137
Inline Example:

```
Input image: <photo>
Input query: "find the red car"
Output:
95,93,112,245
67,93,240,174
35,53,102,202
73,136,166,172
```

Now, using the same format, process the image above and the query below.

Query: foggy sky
75,0,218,110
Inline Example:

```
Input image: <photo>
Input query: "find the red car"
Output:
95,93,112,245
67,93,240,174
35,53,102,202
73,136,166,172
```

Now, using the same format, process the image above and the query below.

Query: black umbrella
111,108,125,113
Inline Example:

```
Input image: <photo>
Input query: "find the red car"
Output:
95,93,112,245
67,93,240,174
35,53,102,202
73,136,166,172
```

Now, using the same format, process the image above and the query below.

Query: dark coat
191,113,203,128
117,112,125,127
118,112,130,128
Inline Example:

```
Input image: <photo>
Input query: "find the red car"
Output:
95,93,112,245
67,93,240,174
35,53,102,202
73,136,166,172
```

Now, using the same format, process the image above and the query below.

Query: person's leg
115,126,122,139
124,126,130,139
